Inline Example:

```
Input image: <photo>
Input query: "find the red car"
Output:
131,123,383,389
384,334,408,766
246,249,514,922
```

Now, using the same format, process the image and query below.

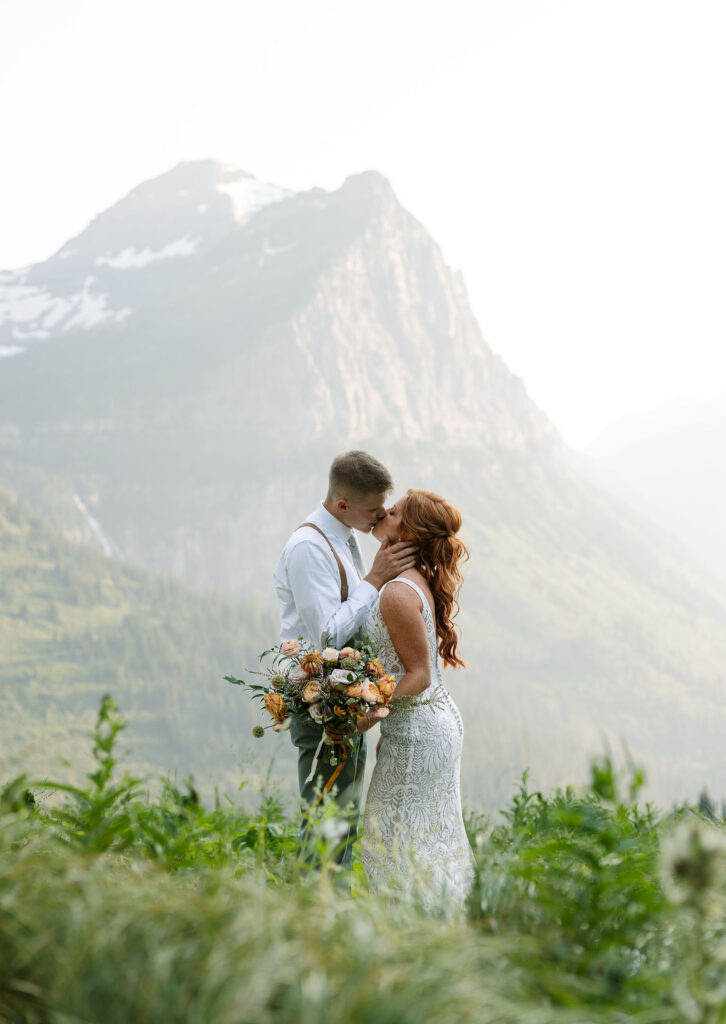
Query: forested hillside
0,486,287,794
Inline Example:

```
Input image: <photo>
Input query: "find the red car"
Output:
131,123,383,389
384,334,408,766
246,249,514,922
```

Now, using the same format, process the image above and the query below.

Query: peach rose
361,680,383,704
302,681,322,703
301,650,324,676
365,658,385,679
339,647,362,661
281,639,301,657
264,691,287,723
347,679,383,704
378,675,396,704
321,647,340,662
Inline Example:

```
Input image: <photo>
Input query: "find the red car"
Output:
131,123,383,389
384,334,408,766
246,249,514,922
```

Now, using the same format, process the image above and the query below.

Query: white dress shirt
273,502,379,649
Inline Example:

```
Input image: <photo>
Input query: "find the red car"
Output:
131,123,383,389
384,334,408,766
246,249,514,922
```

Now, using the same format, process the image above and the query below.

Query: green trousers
289,714,367,869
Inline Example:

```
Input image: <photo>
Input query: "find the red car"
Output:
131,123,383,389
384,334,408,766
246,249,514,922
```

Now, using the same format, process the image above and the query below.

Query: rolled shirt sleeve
286,540,378,649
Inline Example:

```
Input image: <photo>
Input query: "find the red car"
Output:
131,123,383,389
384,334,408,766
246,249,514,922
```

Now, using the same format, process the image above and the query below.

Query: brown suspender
296,522,349,602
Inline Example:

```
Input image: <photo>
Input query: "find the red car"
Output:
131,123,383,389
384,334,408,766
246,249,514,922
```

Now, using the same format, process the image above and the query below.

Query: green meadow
2,696,725,1023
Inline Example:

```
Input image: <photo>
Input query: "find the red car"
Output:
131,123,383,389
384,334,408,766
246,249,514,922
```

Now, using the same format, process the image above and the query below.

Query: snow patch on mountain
1,274,133,339
216,172,292,223
95,235,199,269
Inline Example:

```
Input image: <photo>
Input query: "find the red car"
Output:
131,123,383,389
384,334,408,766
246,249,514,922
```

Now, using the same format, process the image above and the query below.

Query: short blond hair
327,450,393,503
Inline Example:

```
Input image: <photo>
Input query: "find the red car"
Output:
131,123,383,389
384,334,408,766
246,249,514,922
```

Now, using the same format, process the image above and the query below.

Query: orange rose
365,659,385,679
347,679,383,704
264,691,287,723
378,675,396,704
301,650,324,676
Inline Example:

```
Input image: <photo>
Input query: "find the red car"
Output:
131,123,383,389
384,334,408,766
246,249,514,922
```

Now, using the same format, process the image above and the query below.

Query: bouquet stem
308,743,348,810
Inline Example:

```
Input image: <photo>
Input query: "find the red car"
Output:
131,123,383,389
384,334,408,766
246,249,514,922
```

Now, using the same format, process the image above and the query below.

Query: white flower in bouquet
330,668,355,688
288,665,309,684
309,702,327,724
321,647,340,662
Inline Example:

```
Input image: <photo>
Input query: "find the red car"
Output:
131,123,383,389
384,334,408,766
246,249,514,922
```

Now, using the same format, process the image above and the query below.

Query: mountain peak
123,160,293,223
339,169,398,203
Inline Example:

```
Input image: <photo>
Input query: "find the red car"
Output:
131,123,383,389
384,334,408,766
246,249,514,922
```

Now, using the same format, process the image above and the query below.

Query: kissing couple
273,449,474,911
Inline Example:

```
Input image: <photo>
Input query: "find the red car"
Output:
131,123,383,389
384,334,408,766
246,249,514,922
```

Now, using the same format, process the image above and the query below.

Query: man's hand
365,537,417,590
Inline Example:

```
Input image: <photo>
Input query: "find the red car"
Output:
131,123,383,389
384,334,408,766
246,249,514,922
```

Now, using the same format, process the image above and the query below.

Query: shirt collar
312,501,353,544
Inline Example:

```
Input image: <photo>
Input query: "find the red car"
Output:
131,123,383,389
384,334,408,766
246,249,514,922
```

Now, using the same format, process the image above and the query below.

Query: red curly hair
398,489,468,669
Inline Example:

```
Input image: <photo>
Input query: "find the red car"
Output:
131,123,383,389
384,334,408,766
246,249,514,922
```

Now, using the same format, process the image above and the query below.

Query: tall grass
1,697,725,1023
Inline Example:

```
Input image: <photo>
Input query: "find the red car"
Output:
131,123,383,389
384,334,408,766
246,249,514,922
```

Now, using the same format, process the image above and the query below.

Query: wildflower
252,725,265,738
661,819,726,905
318,818,348,842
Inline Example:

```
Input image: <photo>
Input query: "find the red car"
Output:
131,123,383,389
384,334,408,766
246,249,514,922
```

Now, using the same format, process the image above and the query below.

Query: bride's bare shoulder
379,583,425,641
380,570,429,615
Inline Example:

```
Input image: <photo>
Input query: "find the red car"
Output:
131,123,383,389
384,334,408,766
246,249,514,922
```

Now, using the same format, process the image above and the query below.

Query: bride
356,488,474,912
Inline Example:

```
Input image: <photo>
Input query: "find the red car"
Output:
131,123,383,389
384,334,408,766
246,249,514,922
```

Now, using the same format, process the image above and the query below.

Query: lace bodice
361,576,474,914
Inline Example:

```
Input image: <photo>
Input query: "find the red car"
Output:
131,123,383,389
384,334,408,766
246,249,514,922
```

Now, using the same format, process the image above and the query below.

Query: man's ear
337,498,349,513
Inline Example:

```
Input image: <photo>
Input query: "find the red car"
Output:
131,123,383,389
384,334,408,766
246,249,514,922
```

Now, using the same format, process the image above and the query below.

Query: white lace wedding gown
361,577,474,913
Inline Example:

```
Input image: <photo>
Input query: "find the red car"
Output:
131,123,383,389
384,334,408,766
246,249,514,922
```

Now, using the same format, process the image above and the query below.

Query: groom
273,449,416,866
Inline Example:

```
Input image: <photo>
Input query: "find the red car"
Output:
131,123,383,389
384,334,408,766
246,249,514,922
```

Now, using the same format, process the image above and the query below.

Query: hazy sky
2,0,725,447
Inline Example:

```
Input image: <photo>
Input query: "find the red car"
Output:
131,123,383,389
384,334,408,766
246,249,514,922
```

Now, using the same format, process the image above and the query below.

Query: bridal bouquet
225,636,397,761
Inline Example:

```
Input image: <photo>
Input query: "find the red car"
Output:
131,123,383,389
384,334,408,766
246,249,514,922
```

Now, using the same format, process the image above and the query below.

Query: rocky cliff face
0,162,560,457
